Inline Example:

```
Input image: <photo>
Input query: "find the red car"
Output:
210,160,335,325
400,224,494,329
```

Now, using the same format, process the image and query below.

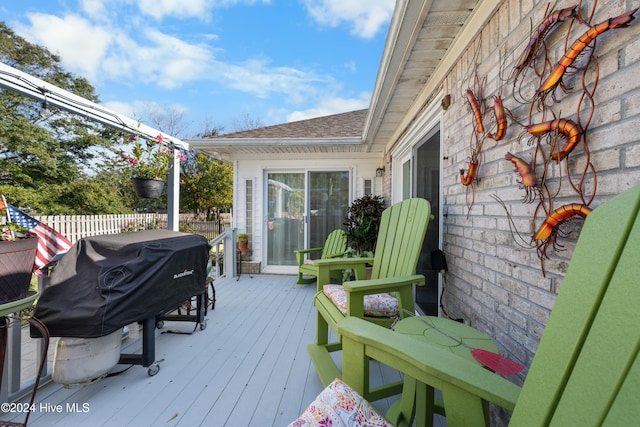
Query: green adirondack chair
294,229,348,285
308,198,432,400
337,183,640,426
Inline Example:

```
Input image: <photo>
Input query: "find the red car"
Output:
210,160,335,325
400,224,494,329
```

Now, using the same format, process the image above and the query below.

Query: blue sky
1,0,394,137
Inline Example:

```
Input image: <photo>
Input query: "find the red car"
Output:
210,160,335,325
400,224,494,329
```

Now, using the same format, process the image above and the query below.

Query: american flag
4,203,72,274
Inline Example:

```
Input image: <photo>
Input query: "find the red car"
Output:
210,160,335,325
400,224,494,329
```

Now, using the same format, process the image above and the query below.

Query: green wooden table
0,290,39,317
1,291,40,384
393,315,499,426
0,291,48,427
394,315,499,363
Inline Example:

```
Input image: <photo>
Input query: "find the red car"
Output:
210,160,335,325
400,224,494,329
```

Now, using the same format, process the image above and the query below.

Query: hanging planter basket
131,178,166,199
0,238,38,304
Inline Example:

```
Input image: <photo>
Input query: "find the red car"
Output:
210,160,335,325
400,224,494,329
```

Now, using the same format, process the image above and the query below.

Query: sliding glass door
308,171,350,250
266,172,305,266
266,170,349,267
414,129,441,315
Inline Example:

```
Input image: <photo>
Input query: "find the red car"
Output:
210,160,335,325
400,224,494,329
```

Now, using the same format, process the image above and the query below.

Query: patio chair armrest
313,257,375,290
294,247,323,256
314,257,374,268
325,251,350,259
342,274,425,293
294,247,323,265
338,317,521,414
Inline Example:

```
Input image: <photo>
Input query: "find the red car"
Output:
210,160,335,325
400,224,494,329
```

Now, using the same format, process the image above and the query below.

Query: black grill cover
32,230,210,338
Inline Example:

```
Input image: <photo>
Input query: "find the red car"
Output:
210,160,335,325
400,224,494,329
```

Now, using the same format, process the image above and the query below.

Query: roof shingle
212,109,368,140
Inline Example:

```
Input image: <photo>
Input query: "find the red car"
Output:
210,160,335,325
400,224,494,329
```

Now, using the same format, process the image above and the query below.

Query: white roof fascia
362,0,432,148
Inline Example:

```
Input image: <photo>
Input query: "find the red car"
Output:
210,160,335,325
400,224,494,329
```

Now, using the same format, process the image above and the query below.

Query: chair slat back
321,229,347,259
510,185,640,425
371,198,430,280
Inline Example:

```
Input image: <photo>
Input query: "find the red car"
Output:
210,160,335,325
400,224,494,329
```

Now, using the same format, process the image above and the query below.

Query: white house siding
386,0,640,408
234,156,381,273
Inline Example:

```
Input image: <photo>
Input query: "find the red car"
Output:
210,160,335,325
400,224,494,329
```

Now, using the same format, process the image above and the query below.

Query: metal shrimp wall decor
537,9,637,97
511,4,579,103
460,74,511,216
487,1,637,275
487,96,507,141
459,74,487,216
504,152,540,203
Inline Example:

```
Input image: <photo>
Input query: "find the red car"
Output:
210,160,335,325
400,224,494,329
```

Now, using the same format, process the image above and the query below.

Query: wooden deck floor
2,274,418,427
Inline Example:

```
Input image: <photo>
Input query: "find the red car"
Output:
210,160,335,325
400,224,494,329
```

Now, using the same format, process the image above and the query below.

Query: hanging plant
119,132,178,180
117,121,186,180
117,125,186,199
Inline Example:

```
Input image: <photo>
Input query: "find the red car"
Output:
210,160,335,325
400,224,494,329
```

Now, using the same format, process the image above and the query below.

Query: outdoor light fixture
376,167,385,177
441,94,451,110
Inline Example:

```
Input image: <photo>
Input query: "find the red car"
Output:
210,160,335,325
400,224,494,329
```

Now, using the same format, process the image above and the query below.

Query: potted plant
118,128,185,199
343,195,385,280
344,194,386,257
210,247,224,276
237,233,249,253
1,207,38,304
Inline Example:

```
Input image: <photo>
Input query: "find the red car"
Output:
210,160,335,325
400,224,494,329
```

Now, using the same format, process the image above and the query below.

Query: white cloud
135,0,271,21
137,0,213,20
16,9,326,100
140,29,212,88
101,100,138,118
17,13,112,82
12,1,372,130
79,0,109,20
221,58,323,104
17,11,215,89
344,60,357,73
102,100,188,124
302,0,394,38
286,93,370,122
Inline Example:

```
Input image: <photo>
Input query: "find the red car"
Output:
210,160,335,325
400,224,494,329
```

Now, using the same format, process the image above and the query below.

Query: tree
180,152,232,219
193,115,224,138
0,22,116,212
143,104,190,138
95,147,169,214
0,22,237,217
138,108,233,217
231,113,264,132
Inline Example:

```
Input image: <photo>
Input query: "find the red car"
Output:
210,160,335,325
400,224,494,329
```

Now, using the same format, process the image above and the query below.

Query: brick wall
438,0,640,394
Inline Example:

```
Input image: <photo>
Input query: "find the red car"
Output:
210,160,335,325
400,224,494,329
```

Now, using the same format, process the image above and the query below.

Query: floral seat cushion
323,285,398,317
287,379,391,427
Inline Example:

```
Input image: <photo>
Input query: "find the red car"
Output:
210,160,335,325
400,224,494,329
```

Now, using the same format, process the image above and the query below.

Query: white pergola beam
0,61,185,230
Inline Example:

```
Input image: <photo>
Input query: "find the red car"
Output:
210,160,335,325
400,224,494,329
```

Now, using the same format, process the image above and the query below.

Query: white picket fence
30,213,227,243
33,213,166,242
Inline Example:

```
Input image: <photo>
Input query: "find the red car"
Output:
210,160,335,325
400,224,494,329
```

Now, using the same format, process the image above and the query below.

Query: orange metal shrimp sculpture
465,89,484,133
534,204,592,274
525,118,583,161
534,203,592,241
460,158,479,186
513,5,578,82
505,152,539,202
538,9,638,95
487,96,507,141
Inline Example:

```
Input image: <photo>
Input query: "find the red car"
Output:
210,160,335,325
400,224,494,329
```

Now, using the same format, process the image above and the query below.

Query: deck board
2,275,445,426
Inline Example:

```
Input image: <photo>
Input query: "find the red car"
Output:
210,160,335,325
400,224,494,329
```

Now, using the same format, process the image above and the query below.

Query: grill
32,230,210,376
